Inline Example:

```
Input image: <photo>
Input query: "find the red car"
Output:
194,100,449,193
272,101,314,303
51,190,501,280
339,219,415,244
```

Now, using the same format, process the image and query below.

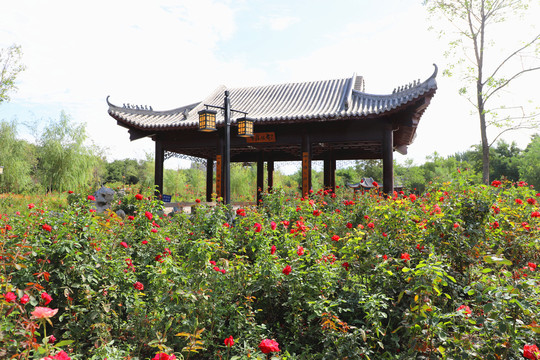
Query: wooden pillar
154,139,164,198
330,157,336,192
323,158,330,190
267,159,274,192
382,124,394,195
216,135,224,201
323,150,336,192
206,158,213,202
301,134,311,196
257,152,264,203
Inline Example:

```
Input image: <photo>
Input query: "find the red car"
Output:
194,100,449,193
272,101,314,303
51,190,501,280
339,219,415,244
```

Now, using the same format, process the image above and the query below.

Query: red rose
457,304,472,316
282,265,292,275
254,223,262,233
145,211,153,220
409,194,417,202
142,240,148,245
236,208,246,216
127,216,135,221
28,203,35,209
271,221,277,230
372,181,378,187
271,245,277,255
195,198,201,203
515,198,523,205
342,262,350,271
523,344,540,360
346,222,353,229
491,180,501,187
331,235,340,242
4,292,17,303
49,335,56,343
68,190,74,194
120,241,129,248
42,224,52,232
528,262,537,271
224,335,234,347
88,195,95,201
41,292,53,305
297,246,304,256
20,294,30,304
151,228,158,233
532,211,540,218
209,260,216,265
135,194,143,200
152,353,176,360
401,253,411,261
259,339,280,354
51,350,71,360
383,254,388,260
133,281,144,291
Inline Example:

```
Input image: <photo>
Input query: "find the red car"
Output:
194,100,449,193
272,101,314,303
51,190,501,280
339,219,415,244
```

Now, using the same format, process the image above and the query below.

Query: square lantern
237,117,254,137
198,109,217,132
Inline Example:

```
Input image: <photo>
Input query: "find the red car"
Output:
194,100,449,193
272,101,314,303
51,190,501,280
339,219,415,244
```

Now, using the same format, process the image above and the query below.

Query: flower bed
1,172,540,359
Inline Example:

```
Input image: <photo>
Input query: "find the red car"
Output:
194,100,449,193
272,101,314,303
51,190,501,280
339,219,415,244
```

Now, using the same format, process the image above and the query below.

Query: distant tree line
1,114,539,199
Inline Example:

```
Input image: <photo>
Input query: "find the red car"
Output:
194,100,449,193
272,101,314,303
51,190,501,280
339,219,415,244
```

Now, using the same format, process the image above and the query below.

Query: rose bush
1,170,540,359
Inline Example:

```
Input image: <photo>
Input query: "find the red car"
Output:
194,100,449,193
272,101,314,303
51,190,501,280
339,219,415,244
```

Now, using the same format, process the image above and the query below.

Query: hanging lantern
0,166,3,175
237,117,254,137
198,109,217,132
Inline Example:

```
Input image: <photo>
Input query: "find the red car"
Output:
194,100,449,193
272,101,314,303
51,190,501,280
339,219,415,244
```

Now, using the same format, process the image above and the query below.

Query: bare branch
486,33,540,83
484,66,540,103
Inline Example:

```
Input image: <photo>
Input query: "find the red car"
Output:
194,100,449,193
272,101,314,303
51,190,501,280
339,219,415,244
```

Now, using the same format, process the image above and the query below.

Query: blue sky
1,0,539,170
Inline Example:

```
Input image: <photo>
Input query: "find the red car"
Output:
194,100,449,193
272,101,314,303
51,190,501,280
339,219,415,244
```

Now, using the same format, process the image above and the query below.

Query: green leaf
55,340,75,347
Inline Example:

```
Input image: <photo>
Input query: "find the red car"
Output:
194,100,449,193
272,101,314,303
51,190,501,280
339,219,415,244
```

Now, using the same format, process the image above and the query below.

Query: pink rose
32,306,58,319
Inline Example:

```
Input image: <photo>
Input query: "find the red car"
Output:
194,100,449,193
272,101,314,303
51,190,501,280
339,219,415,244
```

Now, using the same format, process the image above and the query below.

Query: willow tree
0,120,35,193
38,112,100,192
424,0,540,184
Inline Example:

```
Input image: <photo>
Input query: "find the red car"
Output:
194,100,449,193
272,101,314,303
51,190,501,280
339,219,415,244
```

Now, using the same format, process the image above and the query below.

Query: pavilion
107,65,438,202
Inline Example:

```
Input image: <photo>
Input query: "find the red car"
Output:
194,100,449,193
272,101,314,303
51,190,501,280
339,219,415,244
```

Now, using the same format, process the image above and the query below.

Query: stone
94,186,116,213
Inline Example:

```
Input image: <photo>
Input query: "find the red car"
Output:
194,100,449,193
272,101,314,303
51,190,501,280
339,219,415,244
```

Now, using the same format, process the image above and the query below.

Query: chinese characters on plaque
246,132,276,143
302,152,309,195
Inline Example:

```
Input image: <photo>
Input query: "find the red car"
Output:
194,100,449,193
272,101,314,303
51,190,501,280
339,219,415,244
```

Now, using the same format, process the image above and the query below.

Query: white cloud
267,16,300,31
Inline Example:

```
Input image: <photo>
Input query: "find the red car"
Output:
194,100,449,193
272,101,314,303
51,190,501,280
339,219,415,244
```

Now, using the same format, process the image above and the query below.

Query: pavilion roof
107,65,437,131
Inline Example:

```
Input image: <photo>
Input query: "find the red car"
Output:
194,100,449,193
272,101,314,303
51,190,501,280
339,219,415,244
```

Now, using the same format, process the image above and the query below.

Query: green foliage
0,44,26,104
37,112,100,192
0,120,35,193
519,134,540,189
2,172,540,359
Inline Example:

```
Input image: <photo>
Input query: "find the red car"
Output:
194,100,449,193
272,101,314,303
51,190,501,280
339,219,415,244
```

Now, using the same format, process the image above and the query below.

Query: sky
1,0,539,172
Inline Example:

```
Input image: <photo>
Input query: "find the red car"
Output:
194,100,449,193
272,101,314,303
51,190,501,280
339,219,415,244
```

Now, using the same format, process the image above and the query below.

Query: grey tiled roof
107,65,437,130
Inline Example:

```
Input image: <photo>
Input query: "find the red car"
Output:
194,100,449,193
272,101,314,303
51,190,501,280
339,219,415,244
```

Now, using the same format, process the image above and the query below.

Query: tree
424,0,540,184
0,44,26,104
0,120,35,192
37,112,100,192
518,134,540,189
